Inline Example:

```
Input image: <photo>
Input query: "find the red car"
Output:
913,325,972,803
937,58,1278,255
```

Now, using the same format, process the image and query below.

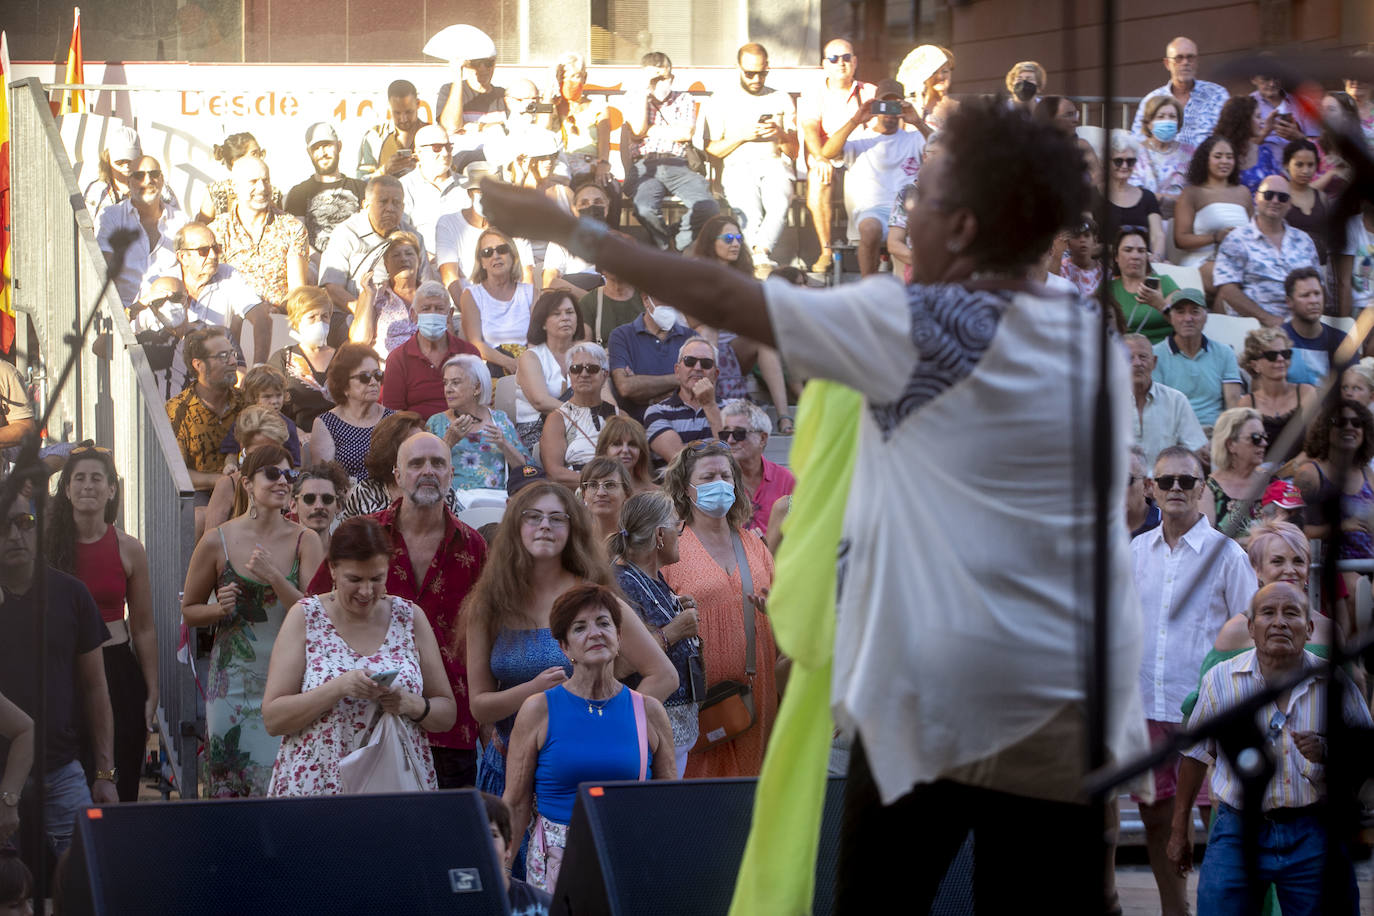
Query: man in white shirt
400,124,469,258
1127,334,1208,465
1131,445,1256,916
704,43,798,268
319,175,434,313
146,222,266,363
819,78,924,276
1130,36,1230,147
95,155,188,305
435,163,535,303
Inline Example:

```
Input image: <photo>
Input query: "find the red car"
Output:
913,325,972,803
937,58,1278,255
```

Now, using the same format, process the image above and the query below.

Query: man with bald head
96,154,189,305
149,221,266,364
209,156,307,316
1215,175,1321,324
130,275,200,398
307,430,487,787
1131,37,1229,147
1170,581,1373,913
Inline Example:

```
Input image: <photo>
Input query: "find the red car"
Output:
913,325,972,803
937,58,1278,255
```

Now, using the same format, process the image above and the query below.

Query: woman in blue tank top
502,583,675,893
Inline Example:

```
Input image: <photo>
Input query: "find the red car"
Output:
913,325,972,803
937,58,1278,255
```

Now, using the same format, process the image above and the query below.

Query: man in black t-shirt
0,491,116,868
285,123,369,255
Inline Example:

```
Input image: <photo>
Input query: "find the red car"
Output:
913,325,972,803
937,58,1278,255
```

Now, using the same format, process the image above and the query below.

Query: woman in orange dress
661,440,776,778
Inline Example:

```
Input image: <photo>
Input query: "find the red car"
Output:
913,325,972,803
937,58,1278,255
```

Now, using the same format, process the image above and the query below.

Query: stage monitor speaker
62,790,511,916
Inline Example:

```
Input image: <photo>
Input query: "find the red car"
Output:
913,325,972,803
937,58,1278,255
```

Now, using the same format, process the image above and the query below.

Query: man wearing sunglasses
1214,175,1320,326
720,399,794,537
798,38,876,273
96,154,189,306
1170,582,1372,912
401,124,468,258
644,337,725,464
290,462,349,554
151,222,266,367
1131,446,1257,916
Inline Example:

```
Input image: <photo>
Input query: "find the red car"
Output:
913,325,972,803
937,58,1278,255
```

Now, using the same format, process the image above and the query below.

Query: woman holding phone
1107,227,1177,344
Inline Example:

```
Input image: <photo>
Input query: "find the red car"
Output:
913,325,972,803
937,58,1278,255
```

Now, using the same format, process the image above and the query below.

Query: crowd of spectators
5,27,1374,914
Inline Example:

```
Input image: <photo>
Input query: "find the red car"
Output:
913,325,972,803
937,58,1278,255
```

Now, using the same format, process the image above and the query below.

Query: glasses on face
351,370,385,384
421,143,452,154
520,509,571,529
1260,190,1291,203
718,233,744,244
1154,474,1200,491
480,244,512,259
1331,415,1362,429
202,349,235,364
1260,349,1293,362
179,244,222,258
1111,157,1137,169
741,69,767,79
582,479,622,493
718,428,750,443
131,169,163,181
257,466,297,484
681,356,715,370
825,53,854,64
1247,432,1269,446
1167,54,1198,63
2,512,36,535
569,363,603,376
298,492,336,506
147,291,187,309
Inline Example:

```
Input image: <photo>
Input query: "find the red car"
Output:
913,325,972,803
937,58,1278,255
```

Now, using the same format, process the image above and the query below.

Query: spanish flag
60,7,85,116
0,31,15,352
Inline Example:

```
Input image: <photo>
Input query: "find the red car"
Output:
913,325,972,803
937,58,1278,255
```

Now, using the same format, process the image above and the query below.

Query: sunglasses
131,169,163,181
718,428,750,443
688,439,732,453
825,53,854,64
1154,474,1200,491
147,291,187,309
1260,349,1293,362
569,363,602,375
1111,157,1138,169
421,143,452,153
2,512,36,534
179,244,222,257
1331,415,1362,429
1246,432,1269,446
718,233,744,244
742,69,767,79
681,356,716,369
480,244,512,258
350,370,385,384
298,492,336,506
72,443,113,457
258,466,297,483
1260,190,1291,203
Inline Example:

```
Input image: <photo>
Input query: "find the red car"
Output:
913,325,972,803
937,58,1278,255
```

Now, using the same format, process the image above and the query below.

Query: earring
248,496,259,520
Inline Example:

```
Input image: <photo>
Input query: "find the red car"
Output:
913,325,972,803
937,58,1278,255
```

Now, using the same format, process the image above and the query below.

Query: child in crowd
482,793,551,916
1059,217,1103,297
221,365,302,469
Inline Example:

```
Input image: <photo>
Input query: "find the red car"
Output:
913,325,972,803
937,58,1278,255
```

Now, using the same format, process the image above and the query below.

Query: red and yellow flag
61,7,85,116
0,31,16,352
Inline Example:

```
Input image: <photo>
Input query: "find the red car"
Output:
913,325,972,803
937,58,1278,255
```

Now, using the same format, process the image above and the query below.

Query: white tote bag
338,711,429,794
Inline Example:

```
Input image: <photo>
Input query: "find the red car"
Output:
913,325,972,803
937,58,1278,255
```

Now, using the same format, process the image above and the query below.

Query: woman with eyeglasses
310,343,393,483
578,457,632,544
660,440,777,779
515,291,585,452
181,444,324,797
1174,136,1254,280
539,341,619,488
1202,407,1271,540
1295,399,1374,565
1108,227,1177,343
196,131,280,223
594,415,658,494
461,483,677,873
1214,96,1281,195
459,229,535,379
608,490,703,777
44,446,156,803
1132,95,1193,221
1102,130,1165,261
268,286,338,432
688,215,795,434
428,353,529,498
1236,327,1317,467
338,411,463,520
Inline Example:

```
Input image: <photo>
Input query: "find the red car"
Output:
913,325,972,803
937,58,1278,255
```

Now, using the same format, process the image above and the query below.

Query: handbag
692,531,758,752
684,144,708,175
338,710,429,794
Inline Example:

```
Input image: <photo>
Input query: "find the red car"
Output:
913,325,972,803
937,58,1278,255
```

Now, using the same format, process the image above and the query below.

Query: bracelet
94,768,117,783
656,627,671,651
411,695,431,724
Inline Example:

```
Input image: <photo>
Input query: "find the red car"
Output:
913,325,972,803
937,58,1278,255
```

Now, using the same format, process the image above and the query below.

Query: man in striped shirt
1168,582,1373,913
644,336,724,463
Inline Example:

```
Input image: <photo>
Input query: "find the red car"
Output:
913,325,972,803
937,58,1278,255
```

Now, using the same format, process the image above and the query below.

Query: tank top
1248,389,1304,464
320,407,394,481
74,524,127,624
470,283,534,347
533,685,645,824
1311,462,1374,559
514,344,569,424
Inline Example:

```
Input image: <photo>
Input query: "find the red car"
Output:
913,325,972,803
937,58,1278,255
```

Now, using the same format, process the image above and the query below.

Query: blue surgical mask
416,313,449,340
691,479,735,518
1150,121,1179,143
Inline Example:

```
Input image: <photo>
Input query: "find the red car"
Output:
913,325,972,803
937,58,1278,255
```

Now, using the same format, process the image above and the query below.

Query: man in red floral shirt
308,431,486,786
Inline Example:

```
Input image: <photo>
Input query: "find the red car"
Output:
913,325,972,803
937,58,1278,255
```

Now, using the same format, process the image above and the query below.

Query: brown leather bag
692,531,757,751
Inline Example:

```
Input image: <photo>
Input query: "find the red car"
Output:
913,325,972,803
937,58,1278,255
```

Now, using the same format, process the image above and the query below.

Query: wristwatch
1,790,19,807
566,216,610,262
94,768,117,783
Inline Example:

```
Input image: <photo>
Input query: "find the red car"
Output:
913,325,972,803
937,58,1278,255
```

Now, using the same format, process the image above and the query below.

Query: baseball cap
305,122,339,147
1261,480,1304,510
461,161,498,189
875,78,906,100
1164,287,1206,311
414,124,450,148
105,125,141,164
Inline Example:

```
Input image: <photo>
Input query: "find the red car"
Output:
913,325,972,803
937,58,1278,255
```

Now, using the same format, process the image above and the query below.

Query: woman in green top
1109,226,1177,344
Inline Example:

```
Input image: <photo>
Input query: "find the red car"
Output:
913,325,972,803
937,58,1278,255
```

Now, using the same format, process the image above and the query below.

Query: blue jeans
1198,803,1358,916
721,158,794,257
627,157,718,250
16,759,93,869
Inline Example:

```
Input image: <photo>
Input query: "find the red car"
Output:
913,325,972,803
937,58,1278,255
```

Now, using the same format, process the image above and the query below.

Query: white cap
305,122,339,147
105,125,141,163
414,124,451,147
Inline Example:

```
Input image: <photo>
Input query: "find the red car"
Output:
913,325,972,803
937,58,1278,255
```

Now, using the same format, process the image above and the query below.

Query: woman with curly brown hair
1213,95,1281,194
1295,398,1374,562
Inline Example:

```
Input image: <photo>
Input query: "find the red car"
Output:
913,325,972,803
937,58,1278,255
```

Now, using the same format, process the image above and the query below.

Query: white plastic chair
1151,262,1204,295
1201,313,1263,359
493,374,518,420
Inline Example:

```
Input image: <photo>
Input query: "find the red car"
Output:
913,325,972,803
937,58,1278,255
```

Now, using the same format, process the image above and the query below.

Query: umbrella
423,24,496,64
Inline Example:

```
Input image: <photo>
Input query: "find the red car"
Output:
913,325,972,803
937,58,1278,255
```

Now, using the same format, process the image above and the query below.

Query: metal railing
7,76,200,798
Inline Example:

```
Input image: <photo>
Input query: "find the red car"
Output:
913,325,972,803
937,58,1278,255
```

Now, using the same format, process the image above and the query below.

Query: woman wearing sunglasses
1235,327,1317,467
203,405,293,532
1202,407,1270,540
1103,130,1165,262
310,343,393,483
1295,399,1374,574
459,229,535,378
688,214,795,435
181,444,324,796
539,341,619,489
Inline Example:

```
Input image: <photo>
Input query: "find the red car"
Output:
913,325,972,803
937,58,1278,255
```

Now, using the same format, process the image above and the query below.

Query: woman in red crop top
45,446,156,802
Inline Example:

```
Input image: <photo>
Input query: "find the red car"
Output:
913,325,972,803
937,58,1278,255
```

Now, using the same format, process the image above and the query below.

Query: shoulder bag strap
730,530,756,680
631,689,648,780
595,289,605,343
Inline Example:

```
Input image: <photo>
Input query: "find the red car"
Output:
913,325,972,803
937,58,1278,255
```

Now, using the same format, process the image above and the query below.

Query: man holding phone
705,43,798,270
1251,72,1320,166
819,78,925,276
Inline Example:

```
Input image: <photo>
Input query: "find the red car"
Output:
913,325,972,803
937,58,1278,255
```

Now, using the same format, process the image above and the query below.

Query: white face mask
162,305,187,328
470,194,485,217
650,305,679,331
292,318,329,349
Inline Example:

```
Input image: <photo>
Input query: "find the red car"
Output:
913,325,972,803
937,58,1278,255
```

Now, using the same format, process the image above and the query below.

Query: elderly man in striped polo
1169,581,1373,914
643,336,725,464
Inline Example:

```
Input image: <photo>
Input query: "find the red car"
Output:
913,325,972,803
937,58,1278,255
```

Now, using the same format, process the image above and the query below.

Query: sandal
777,415,795,435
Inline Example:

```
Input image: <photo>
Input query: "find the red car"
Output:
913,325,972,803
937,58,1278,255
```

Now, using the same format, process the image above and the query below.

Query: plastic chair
1151,262,1204,295
493,374,518,420
1202,313,1262,358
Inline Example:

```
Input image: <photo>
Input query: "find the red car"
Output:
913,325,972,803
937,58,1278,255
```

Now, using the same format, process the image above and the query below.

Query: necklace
584,685,621,716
